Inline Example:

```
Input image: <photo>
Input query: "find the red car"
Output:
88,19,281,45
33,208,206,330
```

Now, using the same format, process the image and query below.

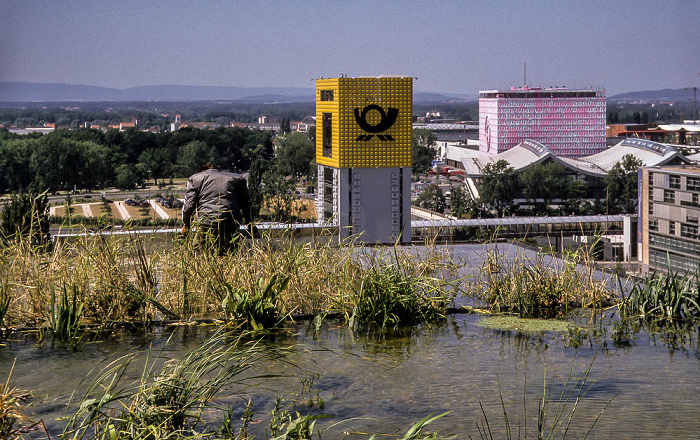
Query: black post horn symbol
354,104,399,141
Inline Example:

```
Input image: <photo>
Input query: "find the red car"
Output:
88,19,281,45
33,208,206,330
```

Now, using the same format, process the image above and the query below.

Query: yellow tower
316,76,413,243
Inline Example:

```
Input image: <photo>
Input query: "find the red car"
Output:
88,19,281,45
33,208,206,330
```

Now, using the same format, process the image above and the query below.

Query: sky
1,0,698,96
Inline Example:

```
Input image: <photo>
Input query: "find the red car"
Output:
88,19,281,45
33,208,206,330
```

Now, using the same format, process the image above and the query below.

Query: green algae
477,315,576,333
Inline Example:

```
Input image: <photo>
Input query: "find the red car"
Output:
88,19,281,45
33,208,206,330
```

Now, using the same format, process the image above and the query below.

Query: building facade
479,86,606,157
640,165,700,274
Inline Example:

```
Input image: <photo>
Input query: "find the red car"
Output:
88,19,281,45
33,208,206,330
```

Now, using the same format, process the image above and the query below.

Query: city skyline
1,0,698,97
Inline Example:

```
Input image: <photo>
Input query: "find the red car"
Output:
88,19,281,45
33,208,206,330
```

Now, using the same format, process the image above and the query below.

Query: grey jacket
181,169,252,229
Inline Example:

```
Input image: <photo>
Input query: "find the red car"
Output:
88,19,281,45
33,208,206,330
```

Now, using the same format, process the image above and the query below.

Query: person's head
200,162,219,172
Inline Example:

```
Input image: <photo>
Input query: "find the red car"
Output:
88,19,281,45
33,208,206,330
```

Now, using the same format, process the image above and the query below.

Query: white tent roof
461,138,690,178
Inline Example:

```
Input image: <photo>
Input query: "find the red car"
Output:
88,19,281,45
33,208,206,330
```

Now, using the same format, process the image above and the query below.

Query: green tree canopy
519,162,568,214
176,140,217,176
479,160,517,216
605,154,643,214
448,185,471,218
274,132,315,178
416,183,446,214
412,129,437,174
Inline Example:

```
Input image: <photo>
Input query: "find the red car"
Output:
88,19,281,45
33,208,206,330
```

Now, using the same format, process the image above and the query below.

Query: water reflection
2,313,700,438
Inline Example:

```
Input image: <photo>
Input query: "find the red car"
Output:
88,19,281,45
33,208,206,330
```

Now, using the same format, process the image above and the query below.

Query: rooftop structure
460,138,690,179
479,86,606,157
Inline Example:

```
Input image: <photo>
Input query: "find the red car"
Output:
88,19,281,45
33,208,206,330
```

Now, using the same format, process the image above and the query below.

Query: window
320,90,334,101
681,224,698,239
649,219,658,231
649,202,654,215
669,222,675,235
664,190,675,204
687,215,698,224
322,113,332,158
688,177,700,192
669,175,681,189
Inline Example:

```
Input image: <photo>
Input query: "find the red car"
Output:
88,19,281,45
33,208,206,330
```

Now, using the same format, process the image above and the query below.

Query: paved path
80,204,93,217
149,200,169,219
114,201,131,220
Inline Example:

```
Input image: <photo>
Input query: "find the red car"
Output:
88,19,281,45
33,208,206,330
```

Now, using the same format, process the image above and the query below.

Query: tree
448,185,471,218
0,138,35,193
416,184,446,214
176,140,217,176
248,157,271,219
412,129,437,174
138,148,171,184
563,179,591,215
519,162,568,214
274,132,315,178
479,160,517,216
261,165,296,222
605,154,643,214
114,164,143,190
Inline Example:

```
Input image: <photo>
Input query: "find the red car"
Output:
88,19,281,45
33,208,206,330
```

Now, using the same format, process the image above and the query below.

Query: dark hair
200,162,219,171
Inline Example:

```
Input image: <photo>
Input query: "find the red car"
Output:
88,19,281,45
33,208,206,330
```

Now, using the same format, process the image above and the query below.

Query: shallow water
2,313,699,439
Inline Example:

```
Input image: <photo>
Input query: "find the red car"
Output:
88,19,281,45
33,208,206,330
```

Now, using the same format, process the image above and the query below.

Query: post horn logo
354,104,398,141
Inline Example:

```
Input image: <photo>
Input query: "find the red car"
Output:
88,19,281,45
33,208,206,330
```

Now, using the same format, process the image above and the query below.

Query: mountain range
0,81,694,104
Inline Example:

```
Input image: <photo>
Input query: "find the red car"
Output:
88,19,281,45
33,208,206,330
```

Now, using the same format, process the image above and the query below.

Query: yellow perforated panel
316,77,412,168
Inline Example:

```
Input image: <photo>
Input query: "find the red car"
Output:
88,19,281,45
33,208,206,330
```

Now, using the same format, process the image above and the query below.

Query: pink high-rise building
479,86,606,157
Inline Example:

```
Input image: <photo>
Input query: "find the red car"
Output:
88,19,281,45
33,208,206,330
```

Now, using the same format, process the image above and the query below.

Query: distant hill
0,81,475,103
608,88,695,102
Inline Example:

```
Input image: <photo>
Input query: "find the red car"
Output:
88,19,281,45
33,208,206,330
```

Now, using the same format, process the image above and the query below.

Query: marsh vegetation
1,228,699,438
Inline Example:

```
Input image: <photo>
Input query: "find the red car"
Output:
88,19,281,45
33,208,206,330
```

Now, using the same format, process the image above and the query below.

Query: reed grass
620,259,700,321
473,357,616,440
0,227,461,330
467,243,613,318
45,282,84,342
0,360,33,438
63,329,291,439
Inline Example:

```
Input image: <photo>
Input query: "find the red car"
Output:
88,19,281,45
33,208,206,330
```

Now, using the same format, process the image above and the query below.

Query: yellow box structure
316,77,413,168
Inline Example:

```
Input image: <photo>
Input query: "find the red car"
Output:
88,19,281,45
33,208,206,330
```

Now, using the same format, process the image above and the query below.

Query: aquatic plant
0,281,10,330
46,282,84,342
473,358,616,440
63,329,291,439
0,360,33,438
351,260,453,329
367,412,453,440
221,273,290,330
468,243,613,318
1,225,460,329
620,261,700,321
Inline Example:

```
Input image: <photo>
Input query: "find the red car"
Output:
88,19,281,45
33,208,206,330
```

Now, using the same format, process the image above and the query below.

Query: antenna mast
523,63,527,86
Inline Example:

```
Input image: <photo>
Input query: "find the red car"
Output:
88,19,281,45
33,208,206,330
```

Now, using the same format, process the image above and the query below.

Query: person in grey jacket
181,163,252,254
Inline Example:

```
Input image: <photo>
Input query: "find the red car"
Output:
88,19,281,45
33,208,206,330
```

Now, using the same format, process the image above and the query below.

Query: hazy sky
1,0,698,96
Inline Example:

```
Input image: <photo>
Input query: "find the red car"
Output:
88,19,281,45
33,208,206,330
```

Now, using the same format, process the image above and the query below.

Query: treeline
606,101,697,125
0,102,316,129
0,126,276,193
